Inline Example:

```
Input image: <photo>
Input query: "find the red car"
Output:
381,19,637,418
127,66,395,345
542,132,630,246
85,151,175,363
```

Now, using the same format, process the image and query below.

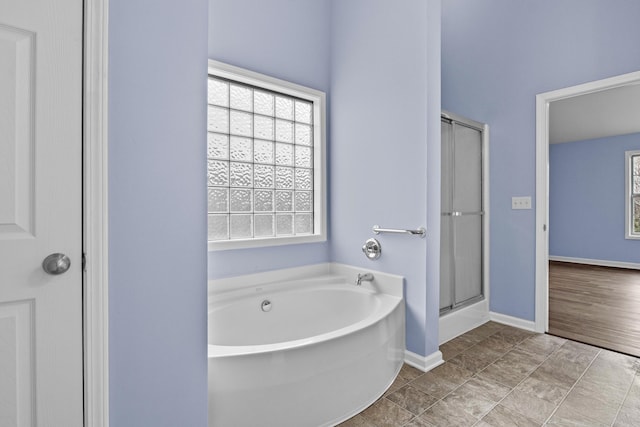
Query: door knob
42,253,71,275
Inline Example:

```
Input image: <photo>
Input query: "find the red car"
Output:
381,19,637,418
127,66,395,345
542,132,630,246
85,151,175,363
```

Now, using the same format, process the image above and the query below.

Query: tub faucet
356,273,374,286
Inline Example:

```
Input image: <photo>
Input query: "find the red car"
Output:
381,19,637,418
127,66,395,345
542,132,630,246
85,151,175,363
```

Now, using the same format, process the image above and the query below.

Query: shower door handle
442,211,484,216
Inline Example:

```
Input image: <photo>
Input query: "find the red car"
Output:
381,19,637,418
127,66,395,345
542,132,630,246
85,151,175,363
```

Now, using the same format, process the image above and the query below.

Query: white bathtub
208,264,405,427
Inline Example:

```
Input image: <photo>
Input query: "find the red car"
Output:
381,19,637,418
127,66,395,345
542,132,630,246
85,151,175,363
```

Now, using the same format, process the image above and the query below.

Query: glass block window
628,151,640,238
207,61,325,249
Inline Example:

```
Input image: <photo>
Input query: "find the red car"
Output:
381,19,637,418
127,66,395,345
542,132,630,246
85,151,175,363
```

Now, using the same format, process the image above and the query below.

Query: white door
0,0,84,425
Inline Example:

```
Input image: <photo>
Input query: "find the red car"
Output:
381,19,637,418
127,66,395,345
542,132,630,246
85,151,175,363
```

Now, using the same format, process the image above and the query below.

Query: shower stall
440,112,487,324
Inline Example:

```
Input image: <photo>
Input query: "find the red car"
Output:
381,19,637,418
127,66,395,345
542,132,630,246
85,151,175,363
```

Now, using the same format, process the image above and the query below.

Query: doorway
535,71,640,355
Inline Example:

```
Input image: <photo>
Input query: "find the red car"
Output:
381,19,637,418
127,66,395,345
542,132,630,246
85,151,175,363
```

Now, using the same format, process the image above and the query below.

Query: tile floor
338,322,640,427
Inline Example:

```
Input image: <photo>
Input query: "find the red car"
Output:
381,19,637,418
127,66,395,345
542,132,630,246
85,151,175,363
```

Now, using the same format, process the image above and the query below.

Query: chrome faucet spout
356,272,374,286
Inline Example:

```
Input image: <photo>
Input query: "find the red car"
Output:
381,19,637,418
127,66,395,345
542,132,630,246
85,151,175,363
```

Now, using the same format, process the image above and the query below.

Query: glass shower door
440,115,484,314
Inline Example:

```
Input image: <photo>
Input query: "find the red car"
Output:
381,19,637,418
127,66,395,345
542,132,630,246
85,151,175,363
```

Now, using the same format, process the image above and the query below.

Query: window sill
208,233,326,251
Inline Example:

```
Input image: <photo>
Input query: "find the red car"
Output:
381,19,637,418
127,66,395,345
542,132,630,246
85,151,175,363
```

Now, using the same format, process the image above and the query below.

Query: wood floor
549,261,640,357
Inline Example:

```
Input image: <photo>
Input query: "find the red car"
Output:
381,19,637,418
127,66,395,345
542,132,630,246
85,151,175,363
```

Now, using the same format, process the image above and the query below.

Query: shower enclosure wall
440,112,486,315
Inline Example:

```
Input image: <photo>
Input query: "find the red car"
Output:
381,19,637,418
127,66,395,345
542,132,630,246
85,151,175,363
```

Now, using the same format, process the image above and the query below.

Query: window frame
207,60,327,251
625,150,640,240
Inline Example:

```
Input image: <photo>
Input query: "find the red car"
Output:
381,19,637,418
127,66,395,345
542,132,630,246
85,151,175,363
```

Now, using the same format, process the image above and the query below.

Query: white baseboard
489,312,536,332
404,350,444,373
549,255,640,270
439,299,490,344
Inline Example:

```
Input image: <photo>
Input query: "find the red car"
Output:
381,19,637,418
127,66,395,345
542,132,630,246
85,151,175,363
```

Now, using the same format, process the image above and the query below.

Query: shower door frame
440,111,490,316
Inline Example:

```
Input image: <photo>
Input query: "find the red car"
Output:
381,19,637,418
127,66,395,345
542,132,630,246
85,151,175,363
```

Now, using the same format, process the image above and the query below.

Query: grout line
392,326,639,427
609,368,638,427
471,338,568,426
541,348,602,426
405,329,537,426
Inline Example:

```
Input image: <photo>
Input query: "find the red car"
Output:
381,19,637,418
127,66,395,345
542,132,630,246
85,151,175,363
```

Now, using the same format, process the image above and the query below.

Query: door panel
453,124,482,213
453,215,483,305
0,301,34,426
0,24,35,238
440,215,453,310
0,1,83,425
441,120,453,213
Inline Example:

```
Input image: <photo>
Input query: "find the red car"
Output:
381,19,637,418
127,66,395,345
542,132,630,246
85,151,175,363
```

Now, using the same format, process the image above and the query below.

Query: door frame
534,70,640,333
83,0,109,425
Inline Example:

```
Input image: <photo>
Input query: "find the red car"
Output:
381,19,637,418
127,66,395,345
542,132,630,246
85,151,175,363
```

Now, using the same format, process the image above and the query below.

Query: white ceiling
549,82,640,144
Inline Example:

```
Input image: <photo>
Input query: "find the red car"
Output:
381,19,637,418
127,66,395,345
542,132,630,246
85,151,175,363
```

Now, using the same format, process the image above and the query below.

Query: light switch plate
512,196,532,210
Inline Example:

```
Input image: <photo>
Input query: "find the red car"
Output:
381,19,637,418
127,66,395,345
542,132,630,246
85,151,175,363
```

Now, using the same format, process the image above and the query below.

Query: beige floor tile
383,363,424,397
596,348,638,372
460,323,503,342
384,374,411,397
533,354,588,387
516,374,570,405
343,323,640,427
414,399,480,427
500,389,557,424
622,375,640,407
549,353,592,380
409,371,458,400
614,404,640,427
559,382,620,425
460,375,512,402
574,375,629,406
477,363,527,388
468,322,505,337
383,364,425,397
398,364,425,382
558,339,600,358
503,346,549,366
528,365,577,390
440,335,478,361
430,359,475,381
403,416,436,427
460,330,494,345
439,342,463,361
440,384,496,419
475,335,516,354
480,404,540,427
553,344,599,367
360,398,415,427
337,413,378,427
449,346,503,373
547,403,608,426
477,347,544,388
517,334,565,356
490,327,535,346
386,385,438,415
581,352,636,393
409,362,473,400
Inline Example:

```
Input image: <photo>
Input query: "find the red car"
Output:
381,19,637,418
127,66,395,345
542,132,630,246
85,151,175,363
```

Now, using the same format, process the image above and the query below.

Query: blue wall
209,0,441,357
550,134,640,264
208,0,331,279
109,0,208,425
442,0,640,321
330,0,441,357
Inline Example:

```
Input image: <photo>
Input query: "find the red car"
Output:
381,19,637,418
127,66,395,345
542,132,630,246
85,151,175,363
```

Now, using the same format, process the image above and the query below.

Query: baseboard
439,299,490,344
489,312,536,332
549,256,640,270
404,350,444,373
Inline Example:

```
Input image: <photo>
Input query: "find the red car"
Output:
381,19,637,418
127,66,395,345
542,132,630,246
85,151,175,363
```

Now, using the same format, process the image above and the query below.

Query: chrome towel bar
372,225,426,238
